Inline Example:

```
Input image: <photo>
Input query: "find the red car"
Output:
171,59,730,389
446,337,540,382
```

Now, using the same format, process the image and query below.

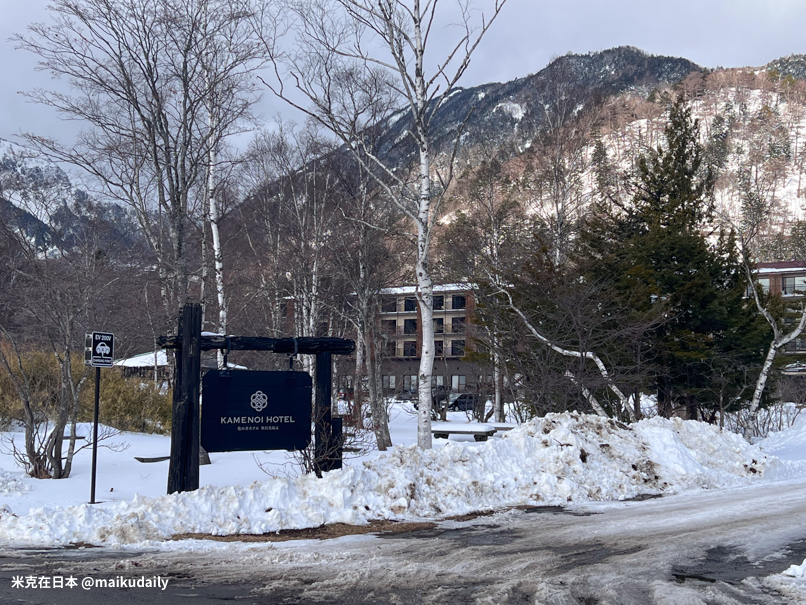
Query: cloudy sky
1,0,804,148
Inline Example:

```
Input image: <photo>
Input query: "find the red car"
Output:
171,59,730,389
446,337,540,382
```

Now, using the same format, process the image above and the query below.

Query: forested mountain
0,138,143,256
767,54,806,81
378,46,702,159
8,45,805,257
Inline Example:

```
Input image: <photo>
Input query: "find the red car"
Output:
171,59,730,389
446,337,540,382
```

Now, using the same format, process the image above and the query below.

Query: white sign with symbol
85,332,115,367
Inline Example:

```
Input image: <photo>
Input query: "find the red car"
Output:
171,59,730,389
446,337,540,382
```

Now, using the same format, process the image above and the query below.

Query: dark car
412,386,452,420
449,393,479,412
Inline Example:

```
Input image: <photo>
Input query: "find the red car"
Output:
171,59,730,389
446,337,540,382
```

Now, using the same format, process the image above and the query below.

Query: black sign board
85,332,115,367
201,370,312,452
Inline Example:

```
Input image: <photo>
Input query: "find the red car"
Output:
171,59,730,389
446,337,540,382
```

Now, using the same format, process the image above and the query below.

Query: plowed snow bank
0,413,771,547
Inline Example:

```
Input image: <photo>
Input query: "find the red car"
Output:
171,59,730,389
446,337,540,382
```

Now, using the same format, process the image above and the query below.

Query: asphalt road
2,479,806,604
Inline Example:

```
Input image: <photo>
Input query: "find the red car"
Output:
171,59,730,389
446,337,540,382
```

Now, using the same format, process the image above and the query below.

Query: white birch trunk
502,287,636,421
207,148,228,368
493,341,504,422
412,2,435,449
354,321,365,427
209,154,227,334
415,213,435,449
744,263,806,436
564,371,608,417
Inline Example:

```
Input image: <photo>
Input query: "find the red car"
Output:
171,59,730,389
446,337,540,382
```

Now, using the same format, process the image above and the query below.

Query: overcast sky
1,0,805,149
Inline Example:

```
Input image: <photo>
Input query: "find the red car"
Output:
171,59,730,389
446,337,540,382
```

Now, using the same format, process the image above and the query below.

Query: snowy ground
1,401,806,596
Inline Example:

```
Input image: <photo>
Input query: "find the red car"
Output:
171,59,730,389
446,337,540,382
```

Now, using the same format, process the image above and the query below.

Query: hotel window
783,276,806,295
403,341,417,357
382,297,397,313
451,375,466,391
452,295,466,310
433,318,444,333
385,341,397,357
451,340,465,357
404,297,417,312
382,319,396,335
451,317,466,334
433,295,444,310
434,340,443,357
404,318,417,335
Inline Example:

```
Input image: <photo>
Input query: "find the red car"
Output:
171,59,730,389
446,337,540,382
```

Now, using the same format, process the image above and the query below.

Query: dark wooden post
329,417,343,471
314,351,332,474
168,303,202,494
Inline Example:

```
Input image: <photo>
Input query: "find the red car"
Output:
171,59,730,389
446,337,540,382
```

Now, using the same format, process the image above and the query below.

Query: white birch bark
493,339,504,422
564,371,608,418
208,152,228,335
500,286,636,422
743,263,806,436
260,0,508,448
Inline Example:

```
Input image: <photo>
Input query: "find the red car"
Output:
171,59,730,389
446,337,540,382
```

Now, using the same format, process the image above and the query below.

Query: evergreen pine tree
582,96,765,419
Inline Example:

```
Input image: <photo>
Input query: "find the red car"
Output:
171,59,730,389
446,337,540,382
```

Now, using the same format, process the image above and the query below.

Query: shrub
79,369,172,434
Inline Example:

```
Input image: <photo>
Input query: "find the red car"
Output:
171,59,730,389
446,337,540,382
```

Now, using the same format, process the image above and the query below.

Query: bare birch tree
256,0,508,448
522,57,595,267
0,149,120,478
740,259,806,437
439,153,526,422
16,0,262,318
243,122,339,375
497,286,637,422
329,153,405,449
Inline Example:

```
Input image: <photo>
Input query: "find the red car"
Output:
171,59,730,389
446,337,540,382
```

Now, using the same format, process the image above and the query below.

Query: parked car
448,393,479,412
412,386,452,420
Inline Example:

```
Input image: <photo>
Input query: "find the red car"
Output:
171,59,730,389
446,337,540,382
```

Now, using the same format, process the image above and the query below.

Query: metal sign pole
90,366,101,504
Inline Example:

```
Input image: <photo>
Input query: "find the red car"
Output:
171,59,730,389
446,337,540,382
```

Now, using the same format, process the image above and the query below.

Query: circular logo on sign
250,390,268,412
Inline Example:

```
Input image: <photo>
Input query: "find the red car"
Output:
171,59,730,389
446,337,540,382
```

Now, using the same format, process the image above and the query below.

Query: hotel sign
201,370,312,452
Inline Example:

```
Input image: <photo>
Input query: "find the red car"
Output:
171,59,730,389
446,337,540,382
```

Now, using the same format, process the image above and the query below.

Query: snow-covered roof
114,349,246,370
757,262,806,275
114,350,170,367
757,265,806,275
380,283,474,295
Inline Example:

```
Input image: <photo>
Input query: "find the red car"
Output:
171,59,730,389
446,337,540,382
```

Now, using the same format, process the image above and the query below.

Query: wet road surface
2,479,806,604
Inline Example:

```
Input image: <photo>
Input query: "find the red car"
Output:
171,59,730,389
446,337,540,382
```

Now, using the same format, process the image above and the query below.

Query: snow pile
0,470,29,497
633,416,766,488
764,559,806,601
759,412,806,460
783,560,806,578
0,413,769,547
755,412,806,479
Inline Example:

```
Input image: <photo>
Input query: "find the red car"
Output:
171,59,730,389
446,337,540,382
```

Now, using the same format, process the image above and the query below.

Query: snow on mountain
599,76,806,227
767,54,806,81
0,137,143,255
498,66,806,242
493,101,525,122
375,46,702,163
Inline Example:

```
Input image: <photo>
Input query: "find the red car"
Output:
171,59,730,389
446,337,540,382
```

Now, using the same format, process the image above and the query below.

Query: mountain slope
378,46,702,160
